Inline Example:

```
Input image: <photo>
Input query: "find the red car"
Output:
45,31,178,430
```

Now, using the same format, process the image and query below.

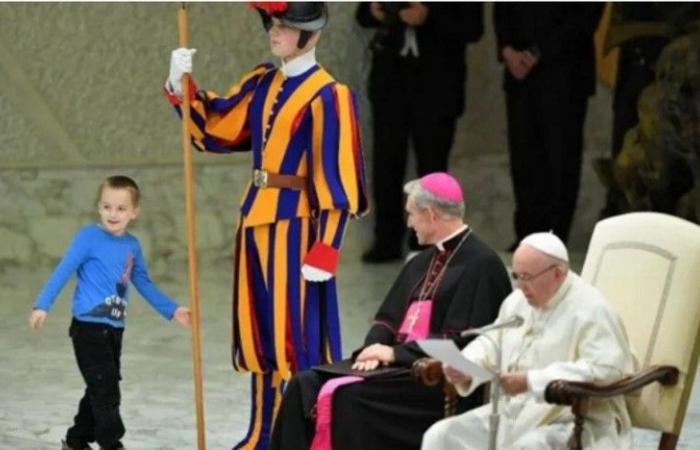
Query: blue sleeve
34,229,89,311
130,242,178,320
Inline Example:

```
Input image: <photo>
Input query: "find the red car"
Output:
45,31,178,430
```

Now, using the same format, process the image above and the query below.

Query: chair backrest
580,212,700,435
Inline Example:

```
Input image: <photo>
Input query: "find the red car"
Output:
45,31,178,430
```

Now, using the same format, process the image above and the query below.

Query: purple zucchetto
418,172,464,203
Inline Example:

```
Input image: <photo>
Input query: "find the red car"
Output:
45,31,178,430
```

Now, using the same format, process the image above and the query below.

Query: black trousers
505,73,589,243
369,60,458,252
66,319,125,450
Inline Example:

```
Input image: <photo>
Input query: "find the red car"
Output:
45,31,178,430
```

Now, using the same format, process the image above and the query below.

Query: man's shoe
361,245,402,263
61,440,92,450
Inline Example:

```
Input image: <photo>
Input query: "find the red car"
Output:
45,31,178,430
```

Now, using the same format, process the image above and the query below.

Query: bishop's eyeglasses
511,264,557,282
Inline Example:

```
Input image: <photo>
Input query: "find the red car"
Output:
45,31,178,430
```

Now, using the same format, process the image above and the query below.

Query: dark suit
357,2,483,257
494,3,603,244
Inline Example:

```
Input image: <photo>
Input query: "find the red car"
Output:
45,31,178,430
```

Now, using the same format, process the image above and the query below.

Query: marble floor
2,222,699,449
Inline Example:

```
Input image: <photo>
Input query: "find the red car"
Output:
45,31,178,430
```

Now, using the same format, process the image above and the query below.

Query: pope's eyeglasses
511,264,557,282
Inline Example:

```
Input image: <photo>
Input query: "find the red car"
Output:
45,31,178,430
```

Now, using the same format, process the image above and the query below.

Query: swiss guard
164,2,368,448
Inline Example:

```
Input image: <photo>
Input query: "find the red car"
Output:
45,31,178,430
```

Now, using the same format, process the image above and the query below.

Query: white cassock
422,272,636,450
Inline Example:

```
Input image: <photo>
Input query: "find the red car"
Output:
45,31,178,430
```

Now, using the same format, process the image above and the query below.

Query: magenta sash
310,375,364,450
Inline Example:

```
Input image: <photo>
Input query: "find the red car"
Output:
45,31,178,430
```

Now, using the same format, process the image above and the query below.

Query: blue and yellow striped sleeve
309,82,369,218
302,83,369,276
165,64,271,153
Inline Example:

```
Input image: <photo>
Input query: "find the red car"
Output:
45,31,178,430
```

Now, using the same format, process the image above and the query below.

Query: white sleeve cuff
526,369,548,402
302,264,333,282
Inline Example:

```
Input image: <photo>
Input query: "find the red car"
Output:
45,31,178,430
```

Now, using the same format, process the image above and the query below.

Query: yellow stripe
242,373,264,450
232,217,243,372
273,220,291,379
206,95,252,141
335,85,360,212
311,96,333,208
237,229,262,373
188,102,206,141
272,372,284,419
324,343,333,364
295,153,308,177
322,210,342,245
264,69,334,171
244,188,280,226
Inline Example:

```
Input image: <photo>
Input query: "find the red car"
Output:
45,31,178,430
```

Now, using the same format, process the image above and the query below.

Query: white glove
167,47,197,97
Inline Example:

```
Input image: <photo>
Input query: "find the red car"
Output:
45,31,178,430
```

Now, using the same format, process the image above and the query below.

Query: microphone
460,315,524,337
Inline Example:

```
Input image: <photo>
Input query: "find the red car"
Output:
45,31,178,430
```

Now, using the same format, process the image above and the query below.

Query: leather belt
253,169,307,190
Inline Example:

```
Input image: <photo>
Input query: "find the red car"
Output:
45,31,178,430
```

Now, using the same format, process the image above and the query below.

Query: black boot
61,439,92,450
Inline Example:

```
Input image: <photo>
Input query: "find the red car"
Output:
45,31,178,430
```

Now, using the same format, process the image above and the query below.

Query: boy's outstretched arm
29,309,48,330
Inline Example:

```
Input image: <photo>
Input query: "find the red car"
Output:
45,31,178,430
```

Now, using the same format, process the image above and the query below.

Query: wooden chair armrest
544,365,679,450
412,357,445,386
545,365,679,405
412,357,459,417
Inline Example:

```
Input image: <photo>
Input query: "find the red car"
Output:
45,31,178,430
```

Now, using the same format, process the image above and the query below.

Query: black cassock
270,229,512,450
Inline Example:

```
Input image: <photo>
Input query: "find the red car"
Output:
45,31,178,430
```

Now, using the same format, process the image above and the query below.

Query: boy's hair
96,175,141,206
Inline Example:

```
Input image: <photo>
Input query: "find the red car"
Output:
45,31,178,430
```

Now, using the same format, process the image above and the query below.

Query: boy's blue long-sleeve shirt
34,224,178,328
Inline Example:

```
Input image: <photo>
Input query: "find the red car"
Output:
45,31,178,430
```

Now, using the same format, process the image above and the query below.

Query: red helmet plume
248,2,288,15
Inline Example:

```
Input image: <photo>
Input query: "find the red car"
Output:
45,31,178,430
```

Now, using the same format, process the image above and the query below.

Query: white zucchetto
520,232,569,263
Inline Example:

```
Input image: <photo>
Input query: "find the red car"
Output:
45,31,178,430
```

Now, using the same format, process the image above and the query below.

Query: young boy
165,3,367,448
29,175,191,450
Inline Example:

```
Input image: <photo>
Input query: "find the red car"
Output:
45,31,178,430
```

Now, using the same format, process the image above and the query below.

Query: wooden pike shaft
177,3,206,449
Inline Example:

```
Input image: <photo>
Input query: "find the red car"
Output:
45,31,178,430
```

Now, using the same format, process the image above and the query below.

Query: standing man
357,2,484,262
422,232,635,450
271,172,512,450
164,3,368,448
495,3,604,248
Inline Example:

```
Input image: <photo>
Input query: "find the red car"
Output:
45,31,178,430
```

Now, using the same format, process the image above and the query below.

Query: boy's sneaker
61,439,92,450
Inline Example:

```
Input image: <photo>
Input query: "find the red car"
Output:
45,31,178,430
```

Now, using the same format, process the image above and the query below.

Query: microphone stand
457,316,521,449
462,330,502,450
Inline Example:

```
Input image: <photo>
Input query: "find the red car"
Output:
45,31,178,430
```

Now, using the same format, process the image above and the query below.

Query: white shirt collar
400,27,420,57
436,225,468,252
280,48,317,78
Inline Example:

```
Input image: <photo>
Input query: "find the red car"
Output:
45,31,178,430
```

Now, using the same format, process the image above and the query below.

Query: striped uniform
167,62,368,449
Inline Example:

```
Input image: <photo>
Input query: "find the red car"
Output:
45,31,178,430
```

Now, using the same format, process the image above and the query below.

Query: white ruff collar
281,48,317,78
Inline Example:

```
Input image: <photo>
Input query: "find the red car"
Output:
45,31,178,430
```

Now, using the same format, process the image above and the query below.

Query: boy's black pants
66,319,125,449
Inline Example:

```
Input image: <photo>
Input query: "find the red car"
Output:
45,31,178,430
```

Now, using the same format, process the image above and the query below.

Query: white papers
417,339,495,380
